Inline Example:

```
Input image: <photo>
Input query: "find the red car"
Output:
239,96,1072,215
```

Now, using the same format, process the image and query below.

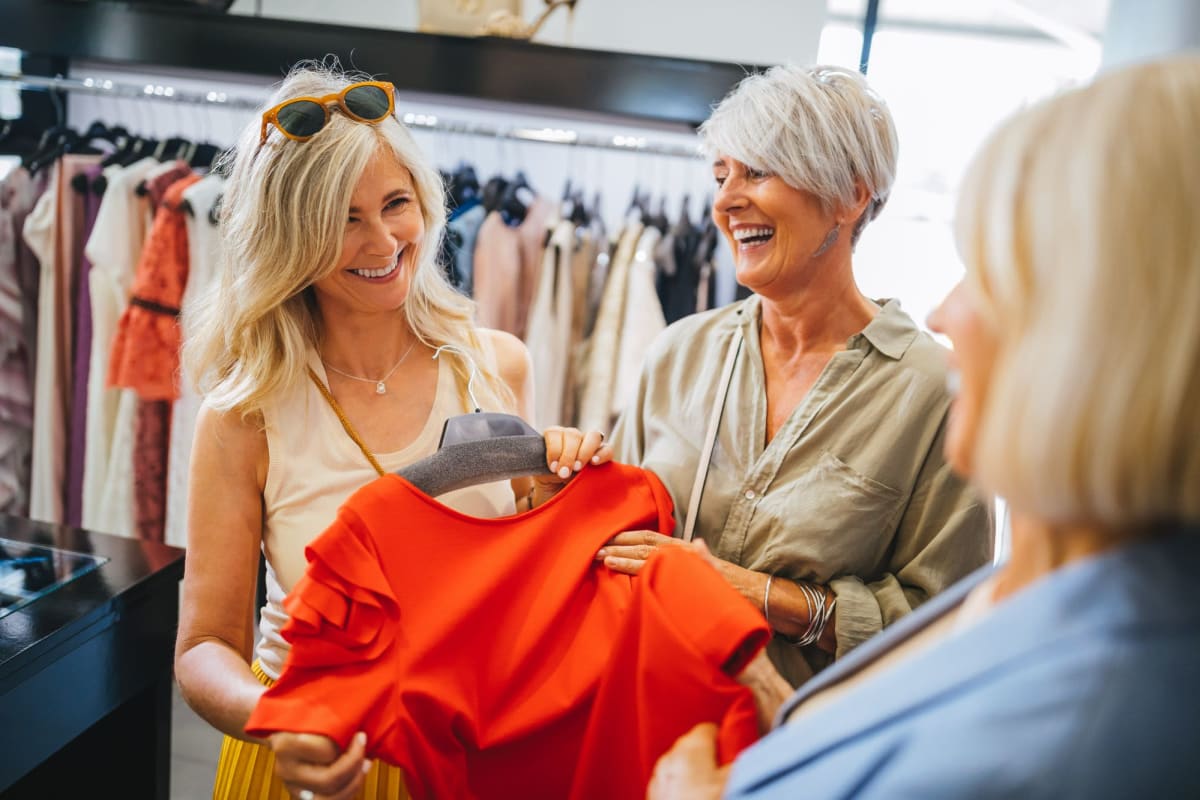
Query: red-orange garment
244,462,769,800
107,171,200,401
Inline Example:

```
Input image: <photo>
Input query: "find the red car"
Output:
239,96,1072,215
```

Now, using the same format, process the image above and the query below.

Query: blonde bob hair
700,64,898,243
956,55,1200,530
184,61,512,415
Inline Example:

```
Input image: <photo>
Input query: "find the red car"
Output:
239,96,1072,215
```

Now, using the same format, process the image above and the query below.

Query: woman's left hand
530,426,613,502
647,723,730,800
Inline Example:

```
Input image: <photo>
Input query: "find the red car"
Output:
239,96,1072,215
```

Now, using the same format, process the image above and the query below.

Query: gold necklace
321,339,418,395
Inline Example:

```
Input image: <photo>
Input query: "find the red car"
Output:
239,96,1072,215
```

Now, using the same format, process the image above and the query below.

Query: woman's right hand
269,731,370,800
594,529,692,575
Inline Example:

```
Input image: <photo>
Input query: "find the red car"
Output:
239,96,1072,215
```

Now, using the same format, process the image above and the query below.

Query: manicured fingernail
362,760,372,774
558,466,571,479
549,461,558,473
591,455,600,464
355,731,367,746
573,460,583,471
596,549,607,559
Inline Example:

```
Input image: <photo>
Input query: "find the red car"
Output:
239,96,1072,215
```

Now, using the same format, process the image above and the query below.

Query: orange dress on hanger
246,462,768,800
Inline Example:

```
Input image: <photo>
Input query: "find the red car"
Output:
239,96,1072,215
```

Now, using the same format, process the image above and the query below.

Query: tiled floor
171,682,223,799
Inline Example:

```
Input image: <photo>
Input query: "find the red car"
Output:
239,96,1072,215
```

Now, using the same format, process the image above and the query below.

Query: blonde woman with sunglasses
176,63,610,800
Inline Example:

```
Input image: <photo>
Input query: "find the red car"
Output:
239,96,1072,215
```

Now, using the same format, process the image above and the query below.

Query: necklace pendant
376,381,386,395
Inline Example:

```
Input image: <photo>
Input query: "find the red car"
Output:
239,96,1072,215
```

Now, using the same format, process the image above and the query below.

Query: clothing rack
1,71,703,159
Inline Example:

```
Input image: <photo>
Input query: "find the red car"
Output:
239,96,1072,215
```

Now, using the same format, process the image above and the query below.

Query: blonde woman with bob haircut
175,62,609,800
606,64,993,689
648,55,1200,800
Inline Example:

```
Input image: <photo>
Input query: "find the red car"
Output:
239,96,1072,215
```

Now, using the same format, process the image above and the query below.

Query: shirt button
745,489,757,500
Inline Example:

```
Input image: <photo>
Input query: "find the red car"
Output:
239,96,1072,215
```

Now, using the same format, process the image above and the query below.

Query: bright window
820,3,1105,330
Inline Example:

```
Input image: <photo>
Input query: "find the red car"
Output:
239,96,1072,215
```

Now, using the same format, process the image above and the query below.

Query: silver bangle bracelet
762,574,775,624
798,582,836,647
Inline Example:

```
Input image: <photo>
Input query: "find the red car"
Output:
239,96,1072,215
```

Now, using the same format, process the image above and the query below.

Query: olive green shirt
611,296,994,687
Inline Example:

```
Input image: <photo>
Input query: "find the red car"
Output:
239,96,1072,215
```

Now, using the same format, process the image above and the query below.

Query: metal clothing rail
399,113,702,159
0,71,264,112
1,71,703,159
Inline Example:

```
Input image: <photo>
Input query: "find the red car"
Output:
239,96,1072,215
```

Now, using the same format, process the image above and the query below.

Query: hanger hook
431,344,482,413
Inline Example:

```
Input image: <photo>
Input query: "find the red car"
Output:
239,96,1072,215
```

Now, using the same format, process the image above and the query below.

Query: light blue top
726,527,1200,799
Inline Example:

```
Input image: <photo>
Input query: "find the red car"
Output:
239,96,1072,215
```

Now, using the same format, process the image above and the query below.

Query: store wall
225,0,826,67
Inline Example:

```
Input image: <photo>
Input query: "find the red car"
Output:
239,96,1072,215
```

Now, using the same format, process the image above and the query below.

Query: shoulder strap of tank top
681,327,743,542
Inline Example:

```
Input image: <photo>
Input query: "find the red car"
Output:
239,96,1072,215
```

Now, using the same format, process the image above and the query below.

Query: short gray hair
700,64,898,242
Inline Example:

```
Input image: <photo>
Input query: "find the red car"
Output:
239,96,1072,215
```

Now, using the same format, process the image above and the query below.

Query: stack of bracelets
763,574,837,648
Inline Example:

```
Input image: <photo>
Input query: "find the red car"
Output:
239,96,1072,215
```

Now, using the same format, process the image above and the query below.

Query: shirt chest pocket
755,450,906,579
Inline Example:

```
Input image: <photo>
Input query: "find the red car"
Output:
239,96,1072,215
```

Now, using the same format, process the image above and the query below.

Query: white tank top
256,350,516,680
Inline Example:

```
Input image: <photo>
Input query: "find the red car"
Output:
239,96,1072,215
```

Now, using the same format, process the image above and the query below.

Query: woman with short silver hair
649,54,1200,800
604,64,993,687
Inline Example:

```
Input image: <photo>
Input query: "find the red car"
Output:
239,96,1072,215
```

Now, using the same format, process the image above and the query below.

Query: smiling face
711,155,842,297
927,279,1001,479
311,145,425,317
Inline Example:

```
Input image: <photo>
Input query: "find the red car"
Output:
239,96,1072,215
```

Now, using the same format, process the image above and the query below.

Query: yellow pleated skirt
211,662,409,800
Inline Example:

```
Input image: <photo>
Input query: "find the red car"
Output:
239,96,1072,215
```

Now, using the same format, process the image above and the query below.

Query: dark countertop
0,513,184,685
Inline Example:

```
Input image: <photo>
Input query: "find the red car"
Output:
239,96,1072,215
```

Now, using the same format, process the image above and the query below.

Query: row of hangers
20,119,222,188
16,117,226,227
444,158,624,232
444,161,548,228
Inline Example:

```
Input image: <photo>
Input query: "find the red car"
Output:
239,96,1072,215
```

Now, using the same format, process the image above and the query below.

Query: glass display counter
0,515,184,799
0,537,109,619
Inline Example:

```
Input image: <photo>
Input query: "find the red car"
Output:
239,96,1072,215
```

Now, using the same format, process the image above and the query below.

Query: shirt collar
855,298,918,360
736,295,918,361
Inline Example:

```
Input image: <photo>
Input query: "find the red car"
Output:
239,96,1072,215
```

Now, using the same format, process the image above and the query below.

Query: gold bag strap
307,367,386,477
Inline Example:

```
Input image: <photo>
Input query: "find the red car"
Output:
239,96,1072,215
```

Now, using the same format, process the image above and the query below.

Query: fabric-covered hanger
99,126,140,170
499,170,534,226
188,141,221,170
21,87,70,172
396,346,551,497
481,174,508,213
22,125,72,174
68,121,121,193
647,195,669,234
452,162,481,208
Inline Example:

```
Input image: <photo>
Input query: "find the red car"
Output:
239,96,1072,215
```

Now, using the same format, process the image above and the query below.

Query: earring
811,224,840,258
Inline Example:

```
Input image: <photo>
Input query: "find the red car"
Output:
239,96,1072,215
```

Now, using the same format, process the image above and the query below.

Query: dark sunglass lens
276,100,326,138
344,85,391,120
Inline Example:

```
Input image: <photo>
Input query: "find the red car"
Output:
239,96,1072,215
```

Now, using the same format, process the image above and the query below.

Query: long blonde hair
183,61,513,416
955,55,1200,529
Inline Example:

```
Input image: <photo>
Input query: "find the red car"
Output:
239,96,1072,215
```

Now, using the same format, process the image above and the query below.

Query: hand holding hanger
525,425,611,508
396,346,613,503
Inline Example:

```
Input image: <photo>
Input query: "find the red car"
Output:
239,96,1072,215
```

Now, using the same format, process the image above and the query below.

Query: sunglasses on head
260,81,396,144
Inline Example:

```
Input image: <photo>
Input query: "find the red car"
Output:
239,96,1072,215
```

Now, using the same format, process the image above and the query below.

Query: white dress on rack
81,157,159,536
163,174,224,549
576,220,642,433
524,218,576,429
611,226,666,424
